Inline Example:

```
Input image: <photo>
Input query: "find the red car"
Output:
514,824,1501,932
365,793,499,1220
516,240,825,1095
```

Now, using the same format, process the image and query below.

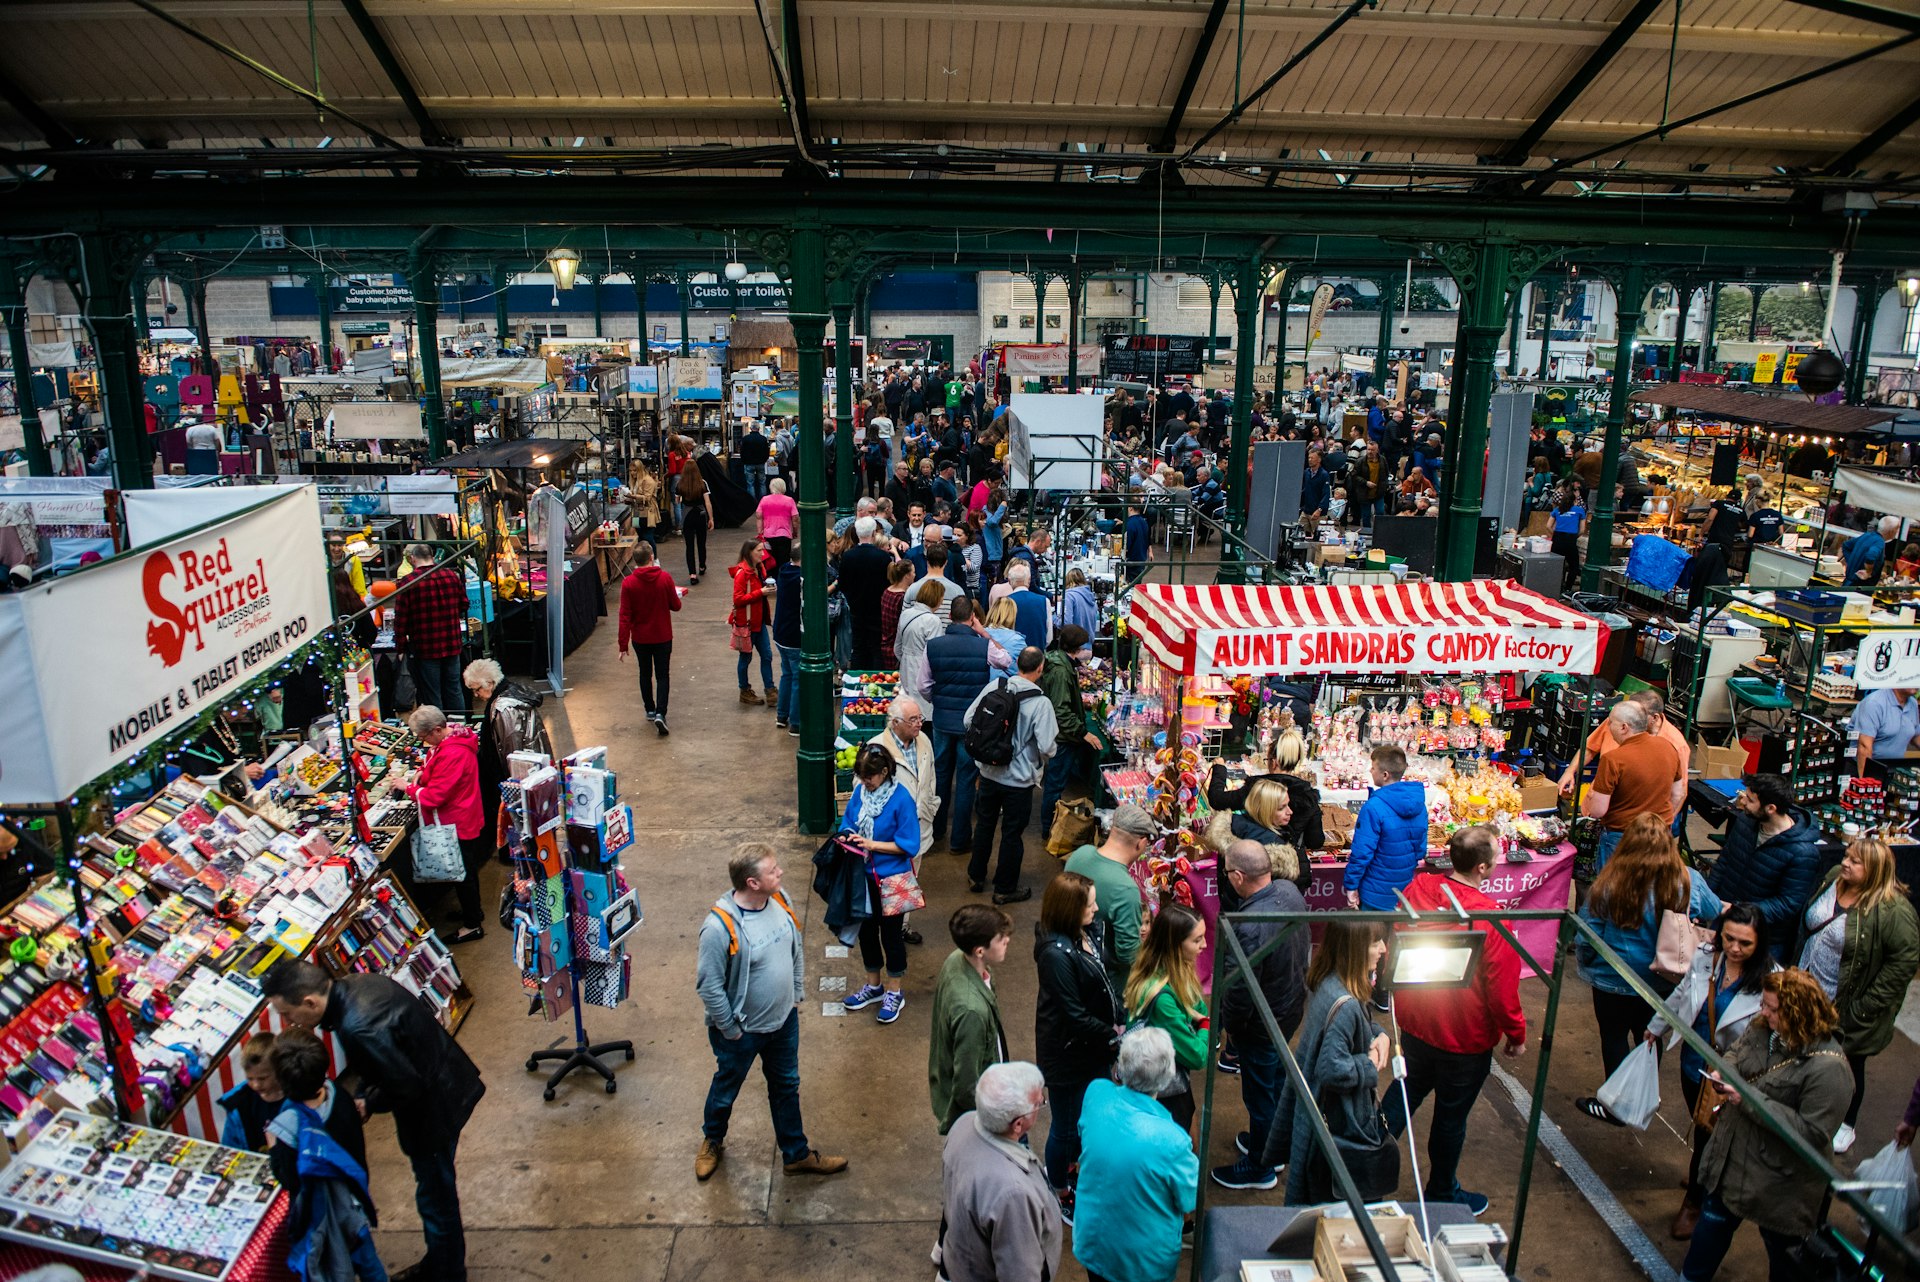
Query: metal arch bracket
1424,240,1581,297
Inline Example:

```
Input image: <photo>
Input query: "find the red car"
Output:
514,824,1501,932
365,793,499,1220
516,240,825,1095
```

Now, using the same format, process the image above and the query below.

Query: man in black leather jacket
265,960,484,1282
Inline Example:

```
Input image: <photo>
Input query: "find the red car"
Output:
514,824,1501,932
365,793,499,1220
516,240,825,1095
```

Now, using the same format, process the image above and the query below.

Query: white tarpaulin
437,357,549,388
123,483,312,549
999,344,1101,378
385,475,458,515
1836,468,1920,520
1005,393,1103,491
0,486,334,802
331,402,425,439
28,342,76,368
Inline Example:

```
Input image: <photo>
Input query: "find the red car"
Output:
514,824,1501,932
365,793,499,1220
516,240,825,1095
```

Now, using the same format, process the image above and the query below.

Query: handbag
1046,797,1098,857
729,622,753,653
1653,910,1712,981
876,870,926,914
1304,995,1401,1200
411,806,466,883
1691,961,1727,1132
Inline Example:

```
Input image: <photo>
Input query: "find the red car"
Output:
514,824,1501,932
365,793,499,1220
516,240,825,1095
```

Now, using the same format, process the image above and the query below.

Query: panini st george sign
0,487,334,802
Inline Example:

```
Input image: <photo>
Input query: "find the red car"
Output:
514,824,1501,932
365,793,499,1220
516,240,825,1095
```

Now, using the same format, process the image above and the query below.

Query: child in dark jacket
218,1032,284,1152
266,1030,383,1282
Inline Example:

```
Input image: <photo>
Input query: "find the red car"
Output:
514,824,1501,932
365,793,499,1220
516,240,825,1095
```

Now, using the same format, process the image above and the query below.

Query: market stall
0,484,474,1281
1102,581,1605,979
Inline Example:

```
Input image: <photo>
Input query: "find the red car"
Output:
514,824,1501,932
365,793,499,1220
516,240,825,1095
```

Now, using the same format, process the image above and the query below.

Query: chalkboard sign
1103,334,1206,378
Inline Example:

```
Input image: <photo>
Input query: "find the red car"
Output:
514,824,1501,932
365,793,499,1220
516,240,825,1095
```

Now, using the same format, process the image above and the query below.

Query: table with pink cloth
1180,841,1576,986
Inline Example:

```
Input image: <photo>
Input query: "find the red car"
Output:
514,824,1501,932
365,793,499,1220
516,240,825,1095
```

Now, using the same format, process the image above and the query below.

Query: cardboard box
1692,738,1751,780
1314,1212,1432,1282
1519,777,1561,813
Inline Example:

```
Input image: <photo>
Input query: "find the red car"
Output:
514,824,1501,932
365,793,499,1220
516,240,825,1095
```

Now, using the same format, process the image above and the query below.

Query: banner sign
330,401,425,440
626,365,660,396
0,487,333,802
1102,335,1205,378
1189,623,1599,677
689,281,787,308
999,344,1101,378
1856,631,1920,689
334,280,415,311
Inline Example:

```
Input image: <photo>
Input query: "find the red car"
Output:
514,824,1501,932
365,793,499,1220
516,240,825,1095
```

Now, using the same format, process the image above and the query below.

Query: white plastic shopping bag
1857,1140,1919,1232
1595,1042,1661,1130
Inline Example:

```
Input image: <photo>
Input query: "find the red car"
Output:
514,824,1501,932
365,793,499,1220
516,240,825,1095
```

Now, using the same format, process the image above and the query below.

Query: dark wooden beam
1493,0,1662,165
780,0,813,148
337,0,455,147
0,66,81,149
1824,90,1920,175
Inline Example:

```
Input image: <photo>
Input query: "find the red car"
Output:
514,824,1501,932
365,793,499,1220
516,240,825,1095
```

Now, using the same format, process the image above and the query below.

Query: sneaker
877,991,906,1024
1216,1050,1241,1076
656,717,670,737
1210,1159,1278,1191
1234,1130,1252,1156
787,724,800,738
694,1138,723,1181
448,926,484,945
783,1149,849,1176
902,926,924,946
1834,1122,1857,1154
843,983,885,1011
968,881,987,894
993,887,1033,905
1454,1189,1490,1218
775,719,789,730
1056,1188,1076,1227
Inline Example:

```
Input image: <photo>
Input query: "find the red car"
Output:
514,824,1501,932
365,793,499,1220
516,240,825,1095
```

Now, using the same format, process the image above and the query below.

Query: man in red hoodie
617,541,682,736
1381,825,1526,1217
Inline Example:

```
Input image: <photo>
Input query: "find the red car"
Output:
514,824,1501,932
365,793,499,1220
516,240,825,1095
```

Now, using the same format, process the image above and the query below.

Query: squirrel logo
143,551,188,667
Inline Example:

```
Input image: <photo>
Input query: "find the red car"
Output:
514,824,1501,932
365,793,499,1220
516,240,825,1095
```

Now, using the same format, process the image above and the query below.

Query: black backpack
965,678,1044,768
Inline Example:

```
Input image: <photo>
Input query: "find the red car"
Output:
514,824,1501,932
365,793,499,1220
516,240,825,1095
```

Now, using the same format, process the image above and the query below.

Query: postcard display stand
501,747,639,1099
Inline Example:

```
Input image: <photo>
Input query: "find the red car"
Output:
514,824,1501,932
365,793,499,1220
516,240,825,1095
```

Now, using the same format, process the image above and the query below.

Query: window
1176,279,1216,310
1906,304,1920,356
1008,278,1038,310
530,323,569,339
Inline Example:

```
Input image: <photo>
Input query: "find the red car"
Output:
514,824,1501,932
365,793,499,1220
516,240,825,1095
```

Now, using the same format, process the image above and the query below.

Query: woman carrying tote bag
398,704,488,945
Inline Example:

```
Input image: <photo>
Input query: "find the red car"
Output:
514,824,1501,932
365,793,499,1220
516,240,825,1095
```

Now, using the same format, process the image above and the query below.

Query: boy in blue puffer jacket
1345,745,1430,910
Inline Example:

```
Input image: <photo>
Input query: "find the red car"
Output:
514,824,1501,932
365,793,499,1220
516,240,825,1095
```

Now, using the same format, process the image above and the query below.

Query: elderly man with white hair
869,694,940,948
1581,699,1685,872
1071,1028,1200,1282
1843,513,1902,586
936,1061,1062,1282
838,514,897,670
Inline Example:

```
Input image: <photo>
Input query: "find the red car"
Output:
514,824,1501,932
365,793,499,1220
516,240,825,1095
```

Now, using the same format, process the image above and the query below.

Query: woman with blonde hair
1124,903,1209,1130
982,596,1026,680
628,458,662,547
1682,968,1851,1281
1796,835,1920,1152
1205,720,1320,890
1574,814,1721,1124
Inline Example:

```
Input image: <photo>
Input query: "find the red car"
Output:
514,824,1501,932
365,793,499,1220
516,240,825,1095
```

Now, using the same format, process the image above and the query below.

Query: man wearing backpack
963,646,1058,905
694,842,849,1183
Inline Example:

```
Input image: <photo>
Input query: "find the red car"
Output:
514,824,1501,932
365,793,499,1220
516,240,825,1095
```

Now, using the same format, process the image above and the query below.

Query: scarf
857,779,899,839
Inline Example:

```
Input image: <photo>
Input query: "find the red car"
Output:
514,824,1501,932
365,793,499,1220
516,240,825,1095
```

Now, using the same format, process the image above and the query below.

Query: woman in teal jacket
1073,1028,1200,1282
839,744,924,1026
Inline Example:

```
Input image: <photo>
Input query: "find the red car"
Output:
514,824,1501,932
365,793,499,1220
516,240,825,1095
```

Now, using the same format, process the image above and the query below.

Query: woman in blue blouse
1550,479,1588,592
840,744,924,1025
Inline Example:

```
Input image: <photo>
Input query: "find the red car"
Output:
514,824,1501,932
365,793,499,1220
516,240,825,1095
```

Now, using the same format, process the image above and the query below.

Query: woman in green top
1125,903,1210,1131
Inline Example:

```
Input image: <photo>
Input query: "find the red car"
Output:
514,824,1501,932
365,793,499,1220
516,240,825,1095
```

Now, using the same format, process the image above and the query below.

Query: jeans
969,776,1033,894
737,627,774,691
1680,1190,1800,1280
1592,986,1655,1080
632,640,672,718
1040,742,1081,840
704,1007,810,1165
408,1140,467,1282
776,644,802,723
411,653,464,714
1238,1039,1283,1170
745,470,765,499
931,728,978,851
1594,826,1624,873
1381,1031,1493,1202
1043,1076,1091,1190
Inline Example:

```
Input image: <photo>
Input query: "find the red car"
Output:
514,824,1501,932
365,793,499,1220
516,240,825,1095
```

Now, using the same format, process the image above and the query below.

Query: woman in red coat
730,538,777,707
399,704,487,943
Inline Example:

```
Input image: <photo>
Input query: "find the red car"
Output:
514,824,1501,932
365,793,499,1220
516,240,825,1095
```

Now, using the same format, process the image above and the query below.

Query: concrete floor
363,534,1920,1282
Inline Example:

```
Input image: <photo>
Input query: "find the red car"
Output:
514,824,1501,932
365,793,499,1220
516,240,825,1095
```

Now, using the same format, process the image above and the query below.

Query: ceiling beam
1155,0,1232,151
779,0,813,147
1783,0,1920,36
337,0,456,148
1824,90,1920,174
1179,0,1376,162
0,67,82,149
1493,0,1663,164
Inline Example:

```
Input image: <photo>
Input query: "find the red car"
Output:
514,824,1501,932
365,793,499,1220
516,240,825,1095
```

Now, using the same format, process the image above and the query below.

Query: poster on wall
330,402,425,440
1752,351,1779,383
0,487,334,803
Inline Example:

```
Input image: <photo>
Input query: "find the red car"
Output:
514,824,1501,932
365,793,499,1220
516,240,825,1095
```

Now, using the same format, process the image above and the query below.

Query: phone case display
0,1109,278,1280
246,720,426,855
311,874,471,1032
501,748,637,1020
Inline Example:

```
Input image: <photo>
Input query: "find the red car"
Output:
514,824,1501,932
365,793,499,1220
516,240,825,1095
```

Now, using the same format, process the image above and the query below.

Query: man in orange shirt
1558,690,1690,796
1580,701,1685,870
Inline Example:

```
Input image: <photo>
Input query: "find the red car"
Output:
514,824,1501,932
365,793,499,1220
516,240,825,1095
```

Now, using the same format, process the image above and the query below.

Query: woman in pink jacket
399,704,487,944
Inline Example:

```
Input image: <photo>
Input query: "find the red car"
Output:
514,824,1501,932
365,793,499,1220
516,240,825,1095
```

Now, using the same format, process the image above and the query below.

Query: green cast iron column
1066,269,1083,391
1506,282,1525,376
411,254,447,460
1373,277,1395,389
1,264,49,476
1700,281,1719,374
190,275,214,372
590,273,603,337
77,237,150,490
1221,259,1259,582
677,270,691,356
1438,240,1512,582
1582,263,1647,591
791,226,835,834
1271,271,1289,396
1207,274,1221,363
133,273,150,341
1845,277,1883,405
1032,273,1048,347
492,263,511,350
315,274,333,371
833,302,855,519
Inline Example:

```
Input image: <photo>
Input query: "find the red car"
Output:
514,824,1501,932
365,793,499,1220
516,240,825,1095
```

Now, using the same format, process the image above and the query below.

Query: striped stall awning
1129,580,1607,678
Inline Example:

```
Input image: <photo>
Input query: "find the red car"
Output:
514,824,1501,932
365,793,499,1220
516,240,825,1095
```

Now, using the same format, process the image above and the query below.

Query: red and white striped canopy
1129,580,1606,678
